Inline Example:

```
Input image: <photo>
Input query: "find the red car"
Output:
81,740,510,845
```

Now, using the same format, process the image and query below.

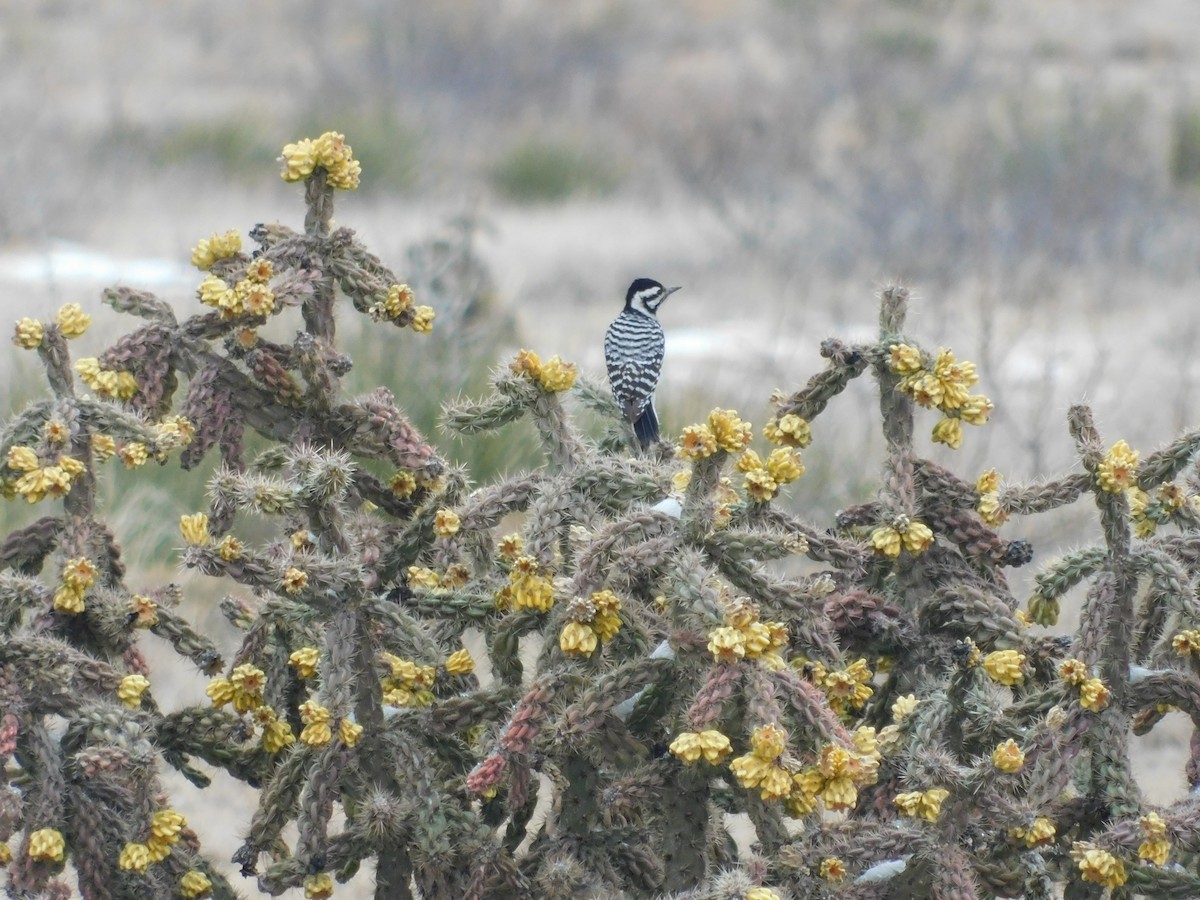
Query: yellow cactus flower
708,408,753,452
13,317,44,349
6,446,39,472
191,230,242,270
707,625,746,661
118,674,151,708
992,739,1024,773
1097,440,1139,493
27,828,65,862
410,305,435,333
888,343,923,375
407,566,441,589
1079,677,1110,711
676,424,717,460
299,700,333,747
433,508,461,537
180,870,214,898
339,718,363,747
179,513,210,546
538,355,577,392
750,723,788,761
281,567,309,594
931,416,963,449
205,677,235,707
559,621,599,656
119,841,152,873
289,647,320,679
304,872,335,899
53,303,91,338
229,664,266,712
1073,845,1126,888
982,649,1025,686
1058,658,1088,685
445,648,475,676
763,412,812,448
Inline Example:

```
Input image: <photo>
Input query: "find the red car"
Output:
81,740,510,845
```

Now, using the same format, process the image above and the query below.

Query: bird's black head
625,278,681,316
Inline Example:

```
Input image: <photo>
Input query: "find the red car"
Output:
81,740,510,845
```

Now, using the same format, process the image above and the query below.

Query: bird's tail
633,403,660,449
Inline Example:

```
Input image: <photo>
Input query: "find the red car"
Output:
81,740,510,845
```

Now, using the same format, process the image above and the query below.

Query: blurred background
8,0,1200,474
5,0,1200,888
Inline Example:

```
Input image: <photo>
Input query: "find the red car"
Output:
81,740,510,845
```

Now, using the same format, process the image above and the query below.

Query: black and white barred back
604,278,680,448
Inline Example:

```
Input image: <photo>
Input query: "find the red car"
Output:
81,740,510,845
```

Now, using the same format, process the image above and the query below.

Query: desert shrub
489,140,618,203
1171,106,1200,189
3,133,1200,900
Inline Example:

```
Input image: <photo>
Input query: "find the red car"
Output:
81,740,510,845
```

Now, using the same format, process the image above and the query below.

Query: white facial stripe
634,288,661,305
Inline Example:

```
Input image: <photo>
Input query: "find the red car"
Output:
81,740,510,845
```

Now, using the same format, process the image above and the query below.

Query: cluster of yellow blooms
280,131,361,190
1058,658,1110,711
12,303,91,351
667,729,733,765
706,599,788,668
1127,481,1191,538
53,555,97,614
1096,439,1138,493
509,349,578,393
797,657,875,717
559,589,622,657
762,412,812,449
255,706,298,754
379,648,472,708
1138,811,1172,866
197,256,276,321
669,724,881,819
735,446,804,502
975,468,1008,527
5,445,85,504
676,408,753,460
300,699,363,748
190,229,242,270
118,809,188,874
788,733,882,816
870,514,934,559
730,724,802,802
1071,842,1126,888
369,283,436,334
207,663,267,713
380,651,437,708
74,356,139,401
894,786,951,821
376,648,470,710
888,343,992,449
495,555,555,612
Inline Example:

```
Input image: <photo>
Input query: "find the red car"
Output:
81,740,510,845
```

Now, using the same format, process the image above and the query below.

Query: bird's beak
665,286,682,299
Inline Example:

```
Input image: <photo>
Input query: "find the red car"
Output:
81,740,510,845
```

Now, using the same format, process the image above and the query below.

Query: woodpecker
604,278,681,448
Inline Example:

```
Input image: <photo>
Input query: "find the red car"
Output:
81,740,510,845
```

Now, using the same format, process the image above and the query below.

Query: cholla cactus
1,304,229,897
7,138,1200,900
